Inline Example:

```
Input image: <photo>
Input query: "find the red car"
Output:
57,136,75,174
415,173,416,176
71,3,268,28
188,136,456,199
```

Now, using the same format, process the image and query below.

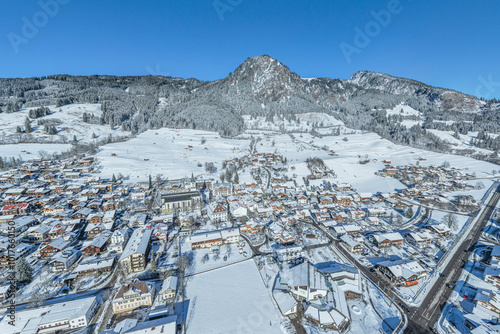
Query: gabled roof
46,237,70,250
160,276,178,293
114,281,153,300
119,228,152,261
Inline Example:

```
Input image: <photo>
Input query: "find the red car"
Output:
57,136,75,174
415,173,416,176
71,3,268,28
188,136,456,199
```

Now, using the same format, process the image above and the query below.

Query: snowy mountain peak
225,55,303,102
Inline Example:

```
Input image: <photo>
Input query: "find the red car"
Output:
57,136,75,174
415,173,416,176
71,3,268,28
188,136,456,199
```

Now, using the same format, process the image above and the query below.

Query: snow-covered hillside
0,103,129,144
385,103,421,117
243,112,344,132
94,125,498,193
94,128,250,181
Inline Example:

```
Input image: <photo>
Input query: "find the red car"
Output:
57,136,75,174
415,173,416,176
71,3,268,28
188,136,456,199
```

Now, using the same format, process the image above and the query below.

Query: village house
272,290,298,317
190,228,240,250
370,232,403,248
0,243,33,268
340,234,364,253
40,237,71,259
296,194,309,205
87,212,104,225
229,201,248,218
85,222,111,239
0,203,32,216
72,207,93,220
213,183,233,197
50,249,81,273
74,256,115,277
364,207,389,218
151,224,168,243
406,230,434,246
206,201,229,223
82,230,112,256
158,276,178,302
332,224,362,237
108,228,131,252
112,281,155,314
474,289,500,319
274,245,304,263
313,261,362,299
377,259,427,286
334,194,353,206
25,224,50,242
0,216,38,235
279,262,329,301
484,265,500,289
119,315,177,334
303,288,350,332
242,218,263,233
426,223,452,237
256,206,274,218
347,208,365,220
313,212,331,222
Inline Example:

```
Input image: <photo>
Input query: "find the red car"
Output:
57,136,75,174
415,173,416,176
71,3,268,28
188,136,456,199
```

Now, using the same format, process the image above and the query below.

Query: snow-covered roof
190,230,222,244
123,315,177,334
333,224,361,234
407,230,434,242
377,259,426,280
160,276,178,293
304,291,348,328
119,228,152,261
282,262,328,291
74,256,114,273
491,245,500,258
47,236,70,250
272,290,297,314
428,223,451,234
220,227,240,239
340,234,362,248
313,261,358,276
372,232,403,243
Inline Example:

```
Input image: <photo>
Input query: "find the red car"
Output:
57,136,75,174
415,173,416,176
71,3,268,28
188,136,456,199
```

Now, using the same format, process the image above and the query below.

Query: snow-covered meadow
0,103,130,159
93,122,499,195
183,260,285,334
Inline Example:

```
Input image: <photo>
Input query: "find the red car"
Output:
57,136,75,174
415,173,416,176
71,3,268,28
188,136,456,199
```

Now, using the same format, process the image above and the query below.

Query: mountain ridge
0,55,496,148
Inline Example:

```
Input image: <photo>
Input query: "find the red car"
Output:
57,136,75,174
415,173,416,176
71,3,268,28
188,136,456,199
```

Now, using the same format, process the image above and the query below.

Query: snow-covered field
178,237,253,275
0,143,71,160
94,125,499,192
0,103,129,145
95,128,250,182
184,260,284,334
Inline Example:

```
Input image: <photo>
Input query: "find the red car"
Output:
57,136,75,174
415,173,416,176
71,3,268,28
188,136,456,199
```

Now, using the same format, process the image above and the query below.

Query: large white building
112,281,155,314
206,201,229,223
0,296,99,334
119,228,152,273
279,262,329,301
190,228,240,250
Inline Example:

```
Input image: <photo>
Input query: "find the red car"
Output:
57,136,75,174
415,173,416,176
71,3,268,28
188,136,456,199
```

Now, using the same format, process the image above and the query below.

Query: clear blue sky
1,0,499,99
